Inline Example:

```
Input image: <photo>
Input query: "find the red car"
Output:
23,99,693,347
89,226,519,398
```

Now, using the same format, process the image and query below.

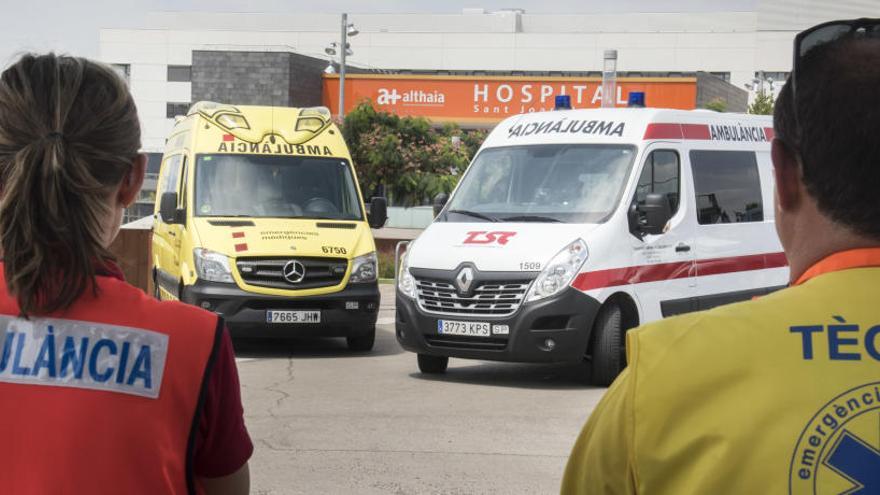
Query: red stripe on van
763,127,775,140
681,124,711,140
234,243,248,252
643,123,711,140
571,252,788,291
643,123,683,139
232,232,245,239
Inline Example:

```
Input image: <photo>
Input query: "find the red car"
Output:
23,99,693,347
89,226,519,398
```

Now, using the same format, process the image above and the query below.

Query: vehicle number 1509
520,262,541,271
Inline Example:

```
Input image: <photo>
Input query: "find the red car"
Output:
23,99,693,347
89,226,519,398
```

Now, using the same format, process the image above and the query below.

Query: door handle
675,244,691,253
168,231,176,237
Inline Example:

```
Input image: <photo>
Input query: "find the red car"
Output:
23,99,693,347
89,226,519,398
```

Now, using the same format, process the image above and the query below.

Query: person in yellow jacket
562,19,880,495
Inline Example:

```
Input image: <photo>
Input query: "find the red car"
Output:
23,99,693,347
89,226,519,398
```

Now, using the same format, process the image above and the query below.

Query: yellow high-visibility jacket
562,248,880,495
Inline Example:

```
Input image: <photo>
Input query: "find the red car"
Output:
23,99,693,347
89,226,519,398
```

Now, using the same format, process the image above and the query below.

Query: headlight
193,248,234,283
349,252,378,284
397,250,416,299
525,239,588,302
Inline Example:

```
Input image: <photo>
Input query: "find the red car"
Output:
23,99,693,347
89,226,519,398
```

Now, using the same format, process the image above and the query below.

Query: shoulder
624,285,816,389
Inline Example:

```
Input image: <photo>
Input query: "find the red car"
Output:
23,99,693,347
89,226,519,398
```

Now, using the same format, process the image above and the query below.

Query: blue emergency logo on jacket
789,382,880,494
0,316,168,399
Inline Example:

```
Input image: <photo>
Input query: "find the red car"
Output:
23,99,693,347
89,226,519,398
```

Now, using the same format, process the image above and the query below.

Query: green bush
748,90,776,115
703,98,727,112
377,249,397,280
342,101,487,206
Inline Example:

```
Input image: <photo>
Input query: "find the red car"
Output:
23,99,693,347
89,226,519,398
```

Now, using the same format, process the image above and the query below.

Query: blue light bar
628,92,646,108
555,95,572,110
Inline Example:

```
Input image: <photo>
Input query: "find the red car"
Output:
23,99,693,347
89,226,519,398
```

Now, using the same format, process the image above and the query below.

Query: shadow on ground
409,359,600,391
231,326,405,359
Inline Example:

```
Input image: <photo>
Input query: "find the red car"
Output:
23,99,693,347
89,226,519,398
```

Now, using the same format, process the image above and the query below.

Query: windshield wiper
447,209,499,222
500,215,564,223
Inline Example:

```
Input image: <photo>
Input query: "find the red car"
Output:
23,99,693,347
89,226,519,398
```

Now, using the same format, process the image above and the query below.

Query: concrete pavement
233,284,607,494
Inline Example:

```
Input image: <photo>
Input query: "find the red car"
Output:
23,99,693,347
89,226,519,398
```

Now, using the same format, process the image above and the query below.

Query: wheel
417,354,449,374
589,303,625,387
347,325,375,352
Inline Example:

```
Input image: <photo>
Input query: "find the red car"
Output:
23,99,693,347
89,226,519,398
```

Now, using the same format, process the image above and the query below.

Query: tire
347,325,376,352
589,303,625,387
417,354,449,374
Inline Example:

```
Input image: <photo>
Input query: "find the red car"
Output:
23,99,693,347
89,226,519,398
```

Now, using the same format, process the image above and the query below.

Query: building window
166,102,190,118
690,150,763,224
110,63,130,83
167,65,192,82
709,72,731,82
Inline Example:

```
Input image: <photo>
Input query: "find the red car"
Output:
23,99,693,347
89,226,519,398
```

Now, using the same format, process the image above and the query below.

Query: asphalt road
233,284,607,495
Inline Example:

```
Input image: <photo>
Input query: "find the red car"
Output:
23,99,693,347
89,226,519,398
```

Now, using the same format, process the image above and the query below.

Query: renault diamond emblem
455,267,475,294
282,260,306,284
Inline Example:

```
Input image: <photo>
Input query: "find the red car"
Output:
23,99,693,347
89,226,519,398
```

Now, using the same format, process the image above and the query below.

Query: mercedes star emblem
282,260,306,284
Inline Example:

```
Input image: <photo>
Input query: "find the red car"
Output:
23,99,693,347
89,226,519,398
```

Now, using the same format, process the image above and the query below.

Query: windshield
443,144,636,224
194,154,363,220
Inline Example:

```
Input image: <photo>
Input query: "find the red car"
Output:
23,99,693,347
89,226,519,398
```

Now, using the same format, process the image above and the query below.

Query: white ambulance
395,107,789,385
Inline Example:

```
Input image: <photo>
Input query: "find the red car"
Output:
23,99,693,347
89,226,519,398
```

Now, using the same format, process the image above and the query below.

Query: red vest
0,264,219,494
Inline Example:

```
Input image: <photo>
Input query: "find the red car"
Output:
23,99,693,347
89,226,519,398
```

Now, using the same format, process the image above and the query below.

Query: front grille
425,335,508,351
236,257,347,290
415,278,531,317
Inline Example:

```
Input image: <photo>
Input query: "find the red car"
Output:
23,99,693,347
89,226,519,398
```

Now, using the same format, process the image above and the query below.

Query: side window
159,155,182,197
634,149,680,214
690,150,763,224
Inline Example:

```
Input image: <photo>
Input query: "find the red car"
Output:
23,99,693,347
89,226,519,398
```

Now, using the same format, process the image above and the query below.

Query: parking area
233,283,607,494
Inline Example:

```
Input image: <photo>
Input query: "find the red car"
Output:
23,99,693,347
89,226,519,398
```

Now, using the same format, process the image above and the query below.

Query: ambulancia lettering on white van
507,119,625,138
396,107,788,386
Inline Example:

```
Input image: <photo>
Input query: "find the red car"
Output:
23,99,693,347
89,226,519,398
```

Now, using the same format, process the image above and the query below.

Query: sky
0,0,758,67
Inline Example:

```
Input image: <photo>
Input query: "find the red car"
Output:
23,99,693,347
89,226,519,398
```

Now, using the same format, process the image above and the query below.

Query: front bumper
181,280,380,338
395,287,600,363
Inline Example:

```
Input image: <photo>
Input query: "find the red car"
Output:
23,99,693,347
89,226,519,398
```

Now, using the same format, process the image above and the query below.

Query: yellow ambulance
152,102,387,350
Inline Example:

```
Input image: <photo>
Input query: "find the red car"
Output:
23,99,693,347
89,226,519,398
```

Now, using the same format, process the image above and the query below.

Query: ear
770,138,802,212
117,154,147,208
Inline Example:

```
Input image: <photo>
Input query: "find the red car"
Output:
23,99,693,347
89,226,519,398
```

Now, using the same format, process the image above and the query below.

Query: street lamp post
336,13,358,121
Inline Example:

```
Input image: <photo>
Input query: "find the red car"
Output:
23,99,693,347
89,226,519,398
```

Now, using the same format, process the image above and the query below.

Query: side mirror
368,197,387,229
627,203,641,237
642,193,672,235
159,192,182,224
433,193,449,217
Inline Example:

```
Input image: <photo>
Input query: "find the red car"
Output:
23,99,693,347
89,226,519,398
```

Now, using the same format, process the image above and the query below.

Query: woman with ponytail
0,54,251,494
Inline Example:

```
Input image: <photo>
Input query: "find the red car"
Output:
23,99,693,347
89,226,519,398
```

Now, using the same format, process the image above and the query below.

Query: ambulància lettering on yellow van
152,102,388,350
396,107,788,384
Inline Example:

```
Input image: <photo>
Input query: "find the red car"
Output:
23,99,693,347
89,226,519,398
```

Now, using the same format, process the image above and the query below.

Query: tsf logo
377,88,402,105
789,382,880,494
463,231,517,246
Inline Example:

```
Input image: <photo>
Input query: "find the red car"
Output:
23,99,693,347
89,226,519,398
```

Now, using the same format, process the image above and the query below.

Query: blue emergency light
554,95,572,110
628,92,646,108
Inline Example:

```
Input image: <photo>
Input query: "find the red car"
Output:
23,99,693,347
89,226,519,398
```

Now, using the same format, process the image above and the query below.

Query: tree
748,90,776,115
703,98,727,112
342,101,487,206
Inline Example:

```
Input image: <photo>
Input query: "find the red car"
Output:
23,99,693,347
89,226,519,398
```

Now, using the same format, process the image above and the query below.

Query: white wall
100,1,879,151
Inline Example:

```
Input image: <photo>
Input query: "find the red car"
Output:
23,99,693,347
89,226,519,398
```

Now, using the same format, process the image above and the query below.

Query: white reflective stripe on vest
0,315,169,399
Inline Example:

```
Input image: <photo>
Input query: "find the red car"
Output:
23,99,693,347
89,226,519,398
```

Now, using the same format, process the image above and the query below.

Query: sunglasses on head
792,18,880,103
